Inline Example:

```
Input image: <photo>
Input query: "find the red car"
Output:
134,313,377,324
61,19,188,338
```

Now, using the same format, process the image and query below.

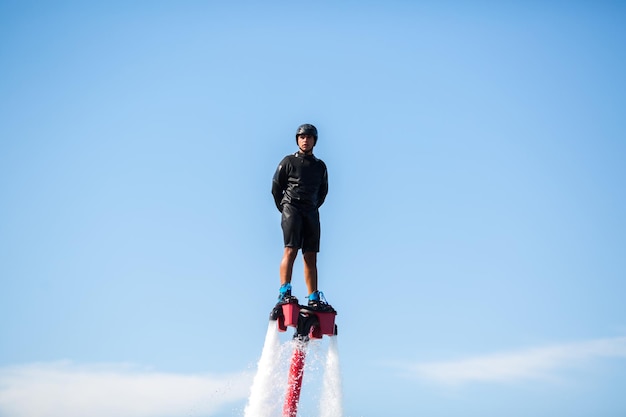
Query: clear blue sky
1,1,625,416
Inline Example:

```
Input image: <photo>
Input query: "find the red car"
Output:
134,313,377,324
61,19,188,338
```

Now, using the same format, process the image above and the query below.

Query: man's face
297,134,316,153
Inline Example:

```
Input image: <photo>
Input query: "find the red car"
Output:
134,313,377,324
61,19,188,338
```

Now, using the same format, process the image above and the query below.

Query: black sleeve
317,162,328,208
271,158,288,212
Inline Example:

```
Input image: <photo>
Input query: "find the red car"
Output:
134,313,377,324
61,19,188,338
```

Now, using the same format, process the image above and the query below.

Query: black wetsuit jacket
272,152,328,212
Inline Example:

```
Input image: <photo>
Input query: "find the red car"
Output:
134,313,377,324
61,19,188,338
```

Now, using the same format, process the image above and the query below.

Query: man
271,123,333,310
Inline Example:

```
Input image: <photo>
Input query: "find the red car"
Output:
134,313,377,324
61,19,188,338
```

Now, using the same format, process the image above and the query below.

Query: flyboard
269,297,338,417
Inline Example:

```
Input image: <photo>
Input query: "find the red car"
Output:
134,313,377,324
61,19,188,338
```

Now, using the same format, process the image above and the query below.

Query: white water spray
244,321,343,417
244,322,284,417
319,335,343,417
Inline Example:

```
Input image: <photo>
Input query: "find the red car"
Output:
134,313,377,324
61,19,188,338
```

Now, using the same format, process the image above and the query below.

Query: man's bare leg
302,251,318,296
280,247,299,286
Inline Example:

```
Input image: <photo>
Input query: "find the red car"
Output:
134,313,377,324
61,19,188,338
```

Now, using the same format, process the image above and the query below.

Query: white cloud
406,336,626,386
0,361,253,417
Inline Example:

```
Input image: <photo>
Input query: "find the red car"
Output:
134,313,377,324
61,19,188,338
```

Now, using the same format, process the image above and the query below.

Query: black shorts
281,204,321,253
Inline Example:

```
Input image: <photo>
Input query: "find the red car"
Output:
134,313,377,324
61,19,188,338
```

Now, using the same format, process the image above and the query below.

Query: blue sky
1,1,625,416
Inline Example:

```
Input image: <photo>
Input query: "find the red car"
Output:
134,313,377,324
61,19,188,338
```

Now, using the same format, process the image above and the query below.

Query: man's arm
271,159,288,212
317,163,328,208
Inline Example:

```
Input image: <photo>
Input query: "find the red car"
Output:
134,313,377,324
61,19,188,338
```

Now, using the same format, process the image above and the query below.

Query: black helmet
295,124,318,144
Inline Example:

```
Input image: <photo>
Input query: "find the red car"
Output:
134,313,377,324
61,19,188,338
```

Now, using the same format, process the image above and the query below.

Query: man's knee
302,251,317,264
283,247,299,260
